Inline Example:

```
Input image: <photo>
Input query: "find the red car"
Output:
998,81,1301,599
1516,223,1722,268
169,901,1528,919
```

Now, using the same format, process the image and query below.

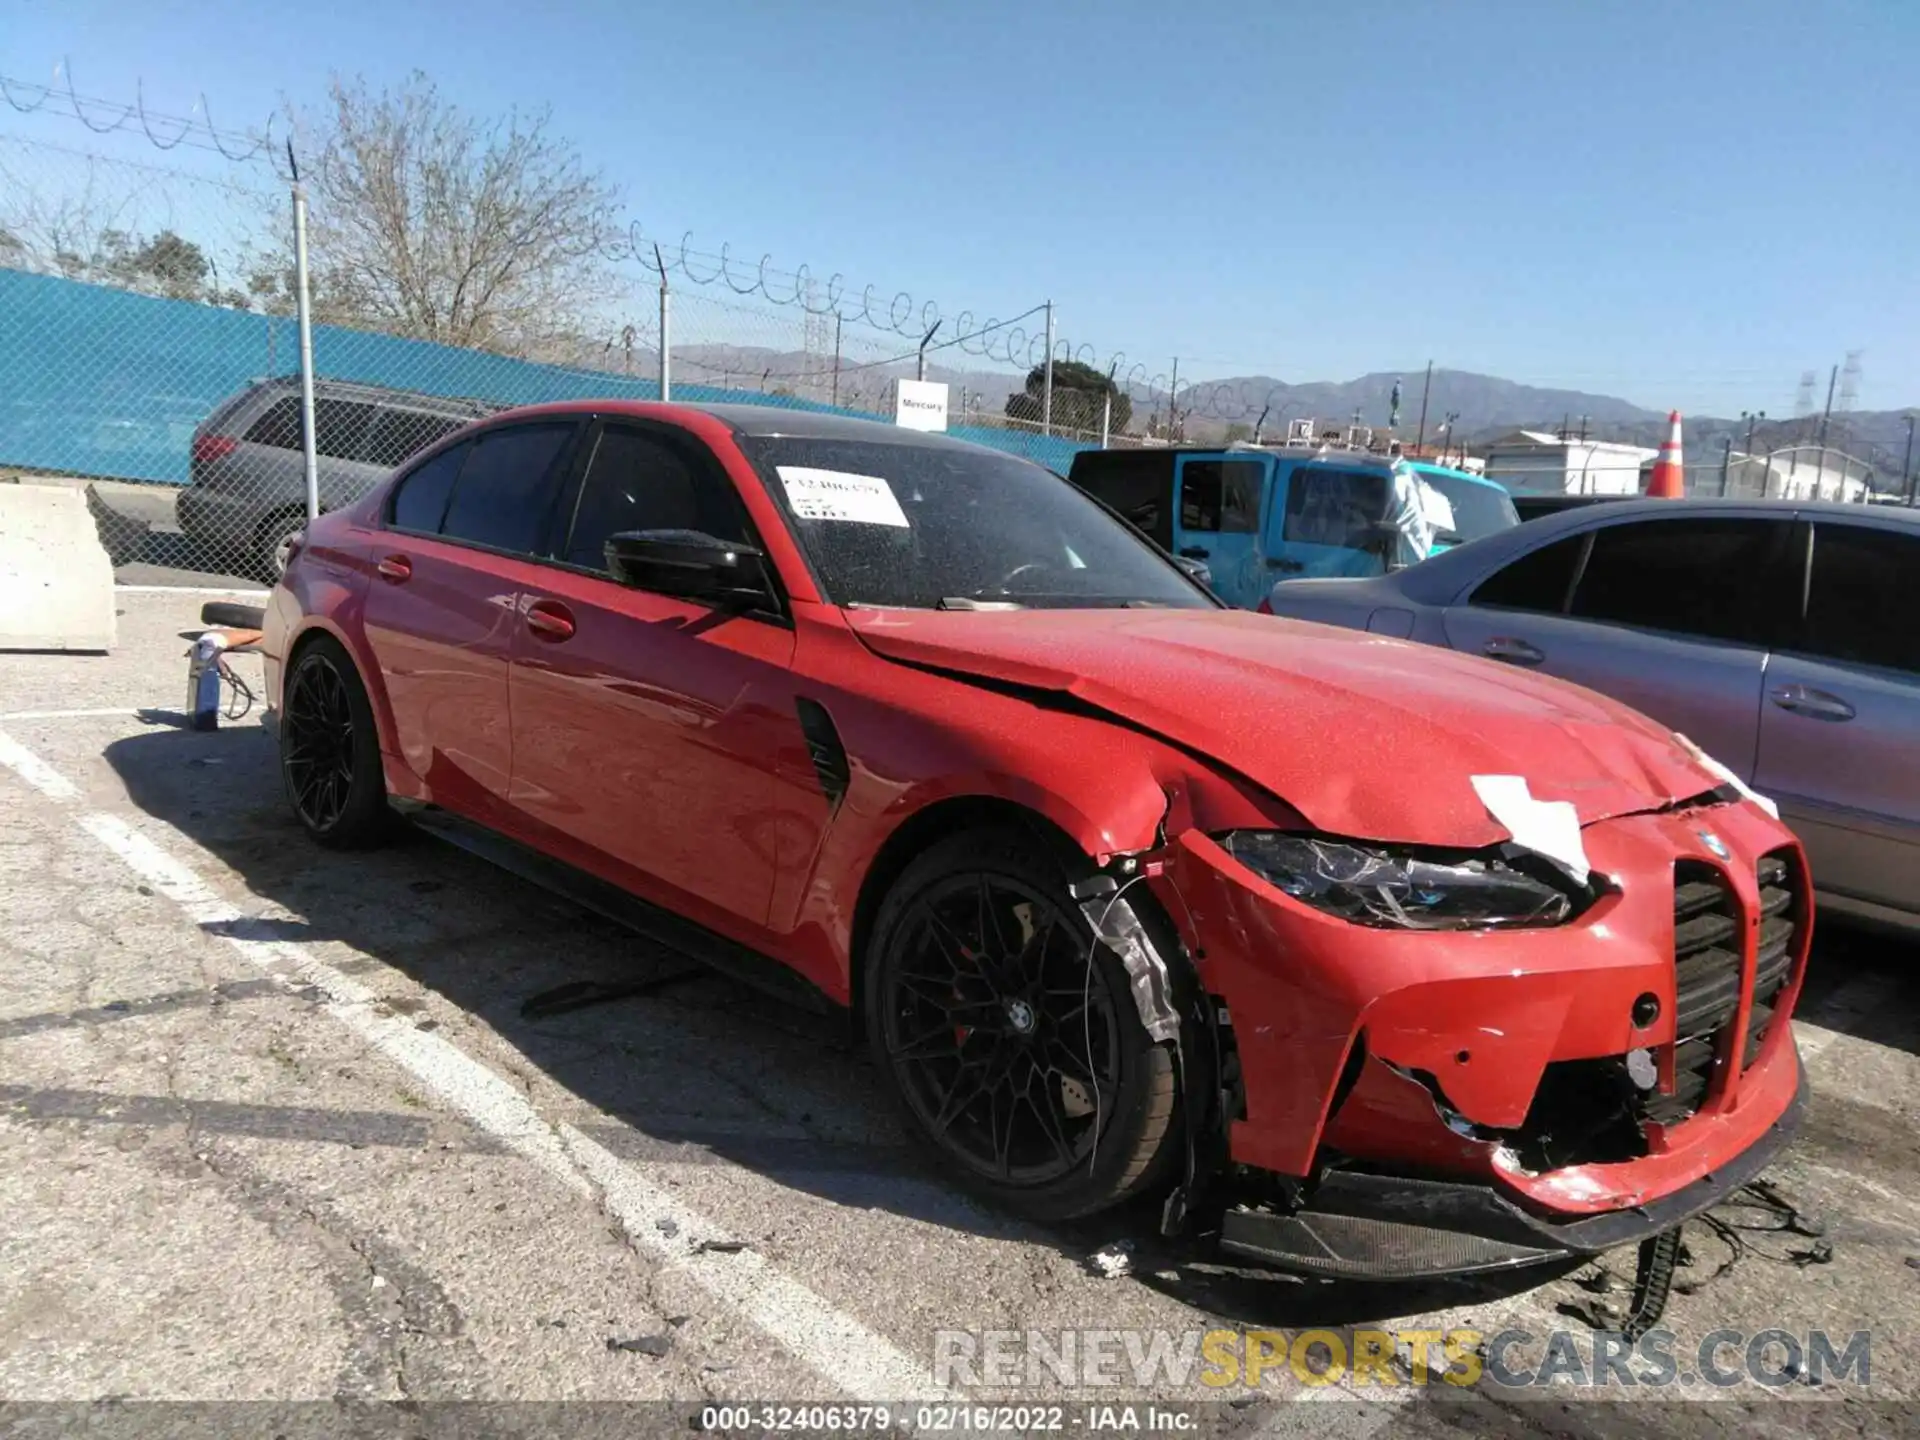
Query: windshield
738,435,1215,610
1416,471,1520,542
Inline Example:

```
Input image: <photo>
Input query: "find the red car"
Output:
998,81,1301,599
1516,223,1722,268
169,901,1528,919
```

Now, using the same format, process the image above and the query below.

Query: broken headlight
1219,832,1575,930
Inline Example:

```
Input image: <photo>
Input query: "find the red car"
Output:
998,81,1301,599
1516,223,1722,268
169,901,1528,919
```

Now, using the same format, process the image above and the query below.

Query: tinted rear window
243,396,377,460
389,442,470,533
363,409,468,468
439,423,575,554
1799,523,1920,674
1568,517,1798,647
1470,533,1587,612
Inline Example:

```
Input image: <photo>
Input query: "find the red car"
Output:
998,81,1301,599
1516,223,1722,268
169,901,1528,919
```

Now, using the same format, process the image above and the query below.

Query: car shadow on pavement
96,723,1846,1329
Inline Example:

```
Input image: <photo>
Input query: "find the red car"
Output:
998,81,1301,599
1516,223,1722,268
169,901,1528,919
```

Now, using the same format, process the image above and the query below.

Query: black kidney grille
1744,852,1800,1068
1643,862,1743,1126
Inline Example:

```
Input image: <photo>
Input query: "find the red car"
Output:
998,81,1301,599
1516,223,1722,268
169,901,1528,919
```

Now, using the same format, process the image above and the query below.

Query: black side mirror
604,530,772,608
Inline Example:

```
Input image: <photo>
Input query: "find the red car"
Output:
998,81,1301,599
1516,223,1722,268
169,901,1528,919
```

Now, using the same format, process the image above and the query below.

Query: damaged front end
1119,793,1813,1281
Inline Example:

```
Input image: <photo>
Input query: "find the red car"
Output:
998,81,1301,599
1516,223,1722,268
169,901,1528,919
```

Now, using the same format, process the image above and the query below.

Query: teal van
1067,444,1519,610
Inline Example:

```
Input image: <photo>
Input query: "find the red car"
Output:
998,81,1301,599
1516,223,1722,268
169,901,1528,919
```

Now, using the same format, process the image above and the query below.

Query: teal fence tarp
0,268,1085,484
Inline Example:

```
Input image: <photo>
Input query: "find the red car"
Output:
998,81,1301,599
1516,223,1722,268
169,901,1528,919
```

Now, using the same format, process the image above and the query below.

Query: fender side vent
795,698,850,810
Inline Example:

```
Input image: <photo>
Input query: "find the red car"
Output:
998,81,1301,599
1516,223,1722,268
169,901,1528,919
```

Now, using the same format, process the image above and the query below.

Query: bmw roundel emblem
1698,830,1730,861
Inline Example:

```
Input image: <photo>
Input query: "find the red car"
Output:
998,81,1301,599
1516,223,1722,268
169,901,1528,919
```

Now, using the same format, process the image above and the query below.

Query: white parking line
114,584,270,598
0,730,80,801
0,707,153,722
0,728,951,1403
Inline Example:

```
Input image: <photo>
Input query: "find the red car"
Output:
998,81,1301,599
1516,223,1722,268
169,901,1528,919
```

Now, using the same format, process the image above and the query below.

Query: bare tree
303,73,622,354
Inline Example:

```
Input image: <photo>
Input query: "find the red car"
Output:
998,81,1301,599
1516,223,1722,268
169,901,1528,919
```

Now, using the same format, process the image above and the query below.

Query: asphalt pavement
1,590,1916,1438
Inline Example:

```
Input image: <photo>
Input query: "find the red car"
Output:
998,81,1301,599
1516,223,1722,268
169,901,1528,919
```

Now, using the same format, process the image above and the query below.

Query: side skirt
400,802,841,1018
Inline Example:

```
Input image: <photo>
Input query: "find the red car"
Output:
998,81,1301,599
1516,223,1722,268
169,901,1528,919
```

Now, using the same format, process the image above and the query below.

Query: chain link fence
0,131,1103,579
1,121,1901,586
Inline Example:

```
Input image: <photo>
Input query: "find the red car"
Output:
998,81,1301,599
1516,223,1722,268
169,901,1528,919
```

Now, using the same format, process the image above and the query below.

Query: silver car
176,377,495,580
1262,498,1920,932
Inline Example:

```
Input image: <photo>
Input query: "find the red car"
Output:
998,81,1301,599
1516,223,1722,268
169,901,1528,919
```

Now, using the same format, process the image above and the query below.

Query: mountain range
666,345,1917,478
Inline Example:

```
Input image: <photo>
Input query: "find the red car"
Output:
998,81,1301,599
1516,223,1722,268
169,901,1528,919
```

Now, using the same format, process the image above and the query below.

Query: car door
359,420,582,825
506,419,800,932
1752,518,1920,913
1173,453,1267,607
1439,515,1801,777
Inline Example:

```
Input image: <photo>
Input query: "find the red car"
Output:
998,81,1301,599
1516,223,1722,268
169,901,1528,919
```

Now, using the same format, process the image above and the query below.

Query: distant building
1715,447,1873,503
1481,430,1657,495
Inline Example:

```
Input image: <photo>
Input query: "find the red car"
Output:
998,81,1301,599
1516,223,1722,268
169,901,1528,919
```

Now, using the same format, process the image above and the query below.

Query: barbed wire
0,62,287,170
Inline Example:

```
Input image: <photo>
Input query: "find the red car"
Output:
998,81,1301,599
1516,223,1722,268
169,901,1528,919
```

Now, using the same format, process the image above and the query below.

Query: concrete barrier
0,483,117,652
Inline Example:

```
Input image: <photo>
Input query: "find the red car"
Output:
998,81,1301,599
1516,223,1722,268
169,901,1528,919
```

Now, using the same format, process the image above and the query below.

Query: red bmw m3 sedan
263,401,1808,1281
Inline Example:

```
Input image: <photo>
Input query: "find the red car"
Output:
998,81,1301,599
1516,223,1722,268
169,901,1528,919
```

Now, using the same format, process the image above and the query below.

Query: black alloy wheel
868,829,1179,1221
279,637,391,849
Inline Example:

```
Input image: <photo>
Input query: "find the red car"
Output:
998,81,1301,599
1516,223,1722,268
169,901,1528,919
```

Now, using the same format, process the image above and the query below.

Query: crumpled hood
846,607,1725,847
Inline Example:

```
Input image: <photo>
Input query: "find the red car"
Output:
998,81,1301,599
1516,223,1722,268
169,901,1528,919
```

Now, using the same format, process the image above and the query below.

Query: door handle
375,554,412,584
1768,684,1855,722
1482,635,1545,666
524,598,576,642
1178,546,1210,559
1265,557,1304,572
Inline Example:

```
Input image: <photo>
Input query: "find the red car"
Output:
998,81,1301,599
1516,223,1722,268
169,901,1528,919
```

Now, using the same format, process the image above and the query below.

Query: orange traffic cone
1647,410,1686,497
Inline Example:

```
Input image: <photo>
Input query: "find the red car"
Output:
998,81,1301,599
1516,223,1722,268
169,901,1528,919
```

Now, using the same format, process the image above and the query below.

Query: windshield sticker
777,467,910,527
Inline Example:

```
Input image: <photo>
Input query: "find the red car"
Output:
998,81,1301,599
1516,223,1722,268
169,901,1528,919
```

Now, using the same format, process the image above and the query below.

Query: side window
243,397,302,451
240,396,376,459
1799,524,1920,674
1568,517,1797,646
560,425,748,573
1071,455,1173,551
388,441,471,534
1282,469,1391,547
1178,460,1261,534
439,423,576,555
312,399,377,460
362,408,467,468
1469,533,1588,612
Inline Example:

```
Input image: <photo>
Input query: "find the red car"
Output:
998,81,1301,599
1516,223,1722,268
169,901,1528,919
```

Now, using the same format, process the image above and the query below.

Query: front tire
865,828,1179,1222
280,636,392,849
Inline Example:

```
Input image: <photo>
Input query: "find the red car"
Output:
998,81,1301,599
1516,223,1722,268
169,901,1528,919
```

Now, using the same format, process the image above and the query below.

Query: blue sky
4,0,1916,414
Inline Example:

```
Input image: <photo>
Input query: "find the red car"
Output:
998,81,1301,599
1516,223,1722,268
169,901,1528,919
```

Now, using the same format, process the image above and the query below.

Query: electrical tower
1838,350,1863,414
801,277,834,401
1795,371,1816,417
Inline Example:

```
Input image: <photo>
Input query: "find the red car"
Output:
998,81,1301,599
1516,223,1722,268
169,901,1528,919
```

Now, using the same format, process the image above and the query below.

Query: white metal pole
658,272,671,402
291,183,319,523
1041,301,1055,437
1100,390,1111,449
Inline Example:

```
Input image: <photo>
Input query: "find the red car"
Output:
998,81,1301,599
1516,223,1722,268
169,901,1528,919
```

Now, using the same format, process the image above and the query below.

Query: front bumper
1155,797,1812,1277
1219,1053,1805,1278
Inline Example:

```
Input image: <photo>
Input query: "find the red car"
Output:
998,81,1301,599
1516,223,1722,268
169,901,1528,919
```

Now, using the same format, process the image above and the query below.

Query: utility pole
1168,357,1179,440
1903,413,1916,506
1720,437,1733,495
830,313,842,408
655,244,671,402
1041,301,1056,436
1818,364,1837,447
1415,360,1433,454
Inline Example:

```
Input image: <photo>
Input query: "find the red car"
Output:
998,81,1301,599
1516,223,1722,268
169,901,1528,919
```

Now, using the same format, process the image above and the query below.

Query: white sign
776,466,910,527
894,379,950,432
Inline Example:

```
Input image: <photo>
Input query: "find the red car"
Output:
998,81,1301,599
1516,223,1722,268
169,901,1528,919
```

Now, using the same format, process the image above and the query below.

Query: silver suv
176,377,495,578
1261,498,1920,933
